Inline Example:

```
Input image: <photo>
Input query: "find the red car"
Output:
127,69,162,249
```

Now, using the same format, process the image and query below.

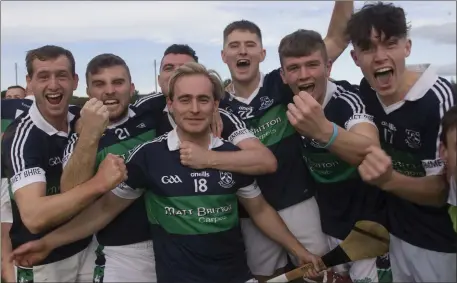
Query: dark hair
85,53,131,84
223,20,262,44
440,106,457,146
278,29,328,66
26,45,76,77
162,44,198,64
346,2,411,50
7,85,26,92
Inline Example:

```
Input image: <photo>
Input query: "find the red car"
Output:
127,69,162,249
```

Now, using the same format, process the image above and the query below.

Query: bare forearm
43,194,120,250
383,172,448,206
61,134,99,192
25,178,105,234
250,205,305,256
324,0,353,62
208,149,277,175
1,223,14,283
327,126,378,165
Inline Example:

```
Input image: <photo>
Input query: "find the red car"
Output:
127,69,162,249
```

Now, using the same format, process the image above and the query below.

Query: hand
358,146,393,188
211,110,223,138
294,249,325,279
180,141,211,169
286,91,333,142
95,154,127,191
79,98,109,140
10,239,50,268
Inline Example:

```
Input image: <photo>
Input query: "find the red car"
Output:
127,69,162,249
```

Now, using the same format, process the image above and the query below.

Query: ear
326,59,334,78
26,75,32,85
439,142,448,160
166,96,173,113
280,68,287,84
350,50,360,67
221,49,227,64
259,48,266,63
213,100,220,110
86,87,90,96
405,38,412,58
73,74,79,91
130,83,135,97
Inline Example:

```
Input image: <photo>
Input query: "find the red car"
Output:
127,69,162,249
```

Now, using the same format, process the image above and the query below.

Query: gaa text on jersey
161,175,183,184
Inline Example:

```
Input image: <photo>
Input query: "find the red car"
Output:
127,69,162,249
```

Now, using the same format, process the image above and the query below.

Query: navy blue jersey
112,130,260,283
1,98,33,132
1,103,91,264
220,69,315,212
62,96,165,247
359,66,456,252
301,80,387,239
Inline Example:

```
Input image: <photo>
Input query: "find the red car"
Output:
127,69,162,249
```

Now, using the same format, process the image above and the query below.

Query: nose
239,45,247,55
190,99,200,114
105,84,115,95
298,66,310,80
374,46,388,63
48,76,59,91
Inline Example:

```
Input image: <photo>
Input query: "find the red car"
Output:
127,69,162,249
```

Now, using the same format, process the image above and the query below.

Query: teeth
104,100,118,104
376,67,392,74
46,94,62,98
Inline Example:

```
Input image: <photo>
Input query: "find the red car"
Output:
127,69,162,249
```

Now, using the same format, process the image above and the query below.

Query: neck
40,108,68,133
378,69,421,107
176,127,211,149
232,72,261,99
109,109,129,127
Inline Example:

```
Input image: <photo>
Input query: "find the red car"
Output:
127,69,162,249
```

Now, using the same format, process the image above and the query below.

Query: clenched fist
180,141,211,169
79,98,109,139
95,154,128,191
358,146,393,188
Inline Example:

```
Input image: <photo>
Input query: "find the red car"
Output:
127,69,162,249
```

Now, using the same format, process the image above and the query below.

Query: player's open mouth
236,59,250,71
298,83,315,93
374,67,394,87
104,99,119,106
45,93,63,105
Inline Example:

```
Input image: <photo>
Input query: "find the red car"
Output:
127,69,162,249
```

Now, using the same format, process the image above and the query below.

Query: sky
1,1,456,97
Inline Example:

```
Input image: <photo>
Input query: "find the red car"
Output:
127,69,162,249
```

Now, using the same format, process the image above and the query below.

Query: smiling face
280,49,331,103
351,28,411,98
26,55,78,119
221,29,265,84
167,74,218,135
87,65,134,123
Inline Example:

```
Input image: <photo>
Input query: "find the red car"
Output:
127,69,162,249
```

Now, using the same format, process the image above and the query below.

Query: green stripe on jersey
146,191,239,235
247,104,296,146
2,119,12,132
95,130,156,166
303,151,357,183
382,144,425,177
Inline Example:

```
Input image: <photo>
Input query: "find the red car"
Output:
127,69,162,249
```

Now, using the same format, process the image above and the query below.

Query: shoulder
2,114,39,153
213,139,241,152
331,80,366,112
126,133,168,162
130,93,166,115
1,99,32,119
423,77,456,105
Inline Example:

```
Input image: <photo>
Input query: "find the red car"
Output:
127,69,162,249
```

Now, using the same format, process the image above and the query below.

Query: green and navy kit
219,69,315,212
1,103,91,264
62,93,165,247
112,130,259,283
301,80,386,240
359,66,456,253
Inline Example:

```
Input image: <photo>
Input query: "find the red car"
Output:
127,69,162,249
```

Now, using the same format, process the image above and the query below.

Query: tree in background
1,90,6,99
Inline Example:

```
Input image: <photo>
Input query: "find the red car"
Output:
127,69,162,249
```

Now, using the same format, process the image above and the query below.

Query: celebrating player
348,2,457,281
278,29,391,282
1,45,124,282
218,1,353,280
10,62,323,282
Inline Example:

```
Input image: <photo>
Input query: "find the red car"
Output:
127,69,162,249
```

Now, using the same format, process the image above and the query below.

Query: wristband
321,123,338,149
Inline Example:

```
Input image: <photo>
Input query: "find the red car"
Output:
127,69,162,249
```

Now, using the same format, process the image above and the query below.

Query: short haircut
223,20,262,44
161,44,198,67
346,2,411,50
278,29,328,66
168,62,224,101
440,106,457,147
25,45,76,77
7,85,26,92
85,53,131,84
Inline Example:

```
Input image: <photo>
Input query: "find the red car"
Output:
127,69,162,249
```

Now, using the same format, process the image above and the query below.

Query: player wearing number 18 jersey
348,3,456,281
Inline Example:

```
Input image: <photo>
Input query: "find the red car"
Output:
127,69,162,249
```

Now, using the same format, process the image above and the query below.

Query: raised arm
60,98,109,192
324,0,354,63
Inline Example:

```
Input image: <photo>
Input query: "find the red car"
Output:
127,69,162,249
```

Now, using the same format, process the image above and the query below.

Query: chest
40,135,69,195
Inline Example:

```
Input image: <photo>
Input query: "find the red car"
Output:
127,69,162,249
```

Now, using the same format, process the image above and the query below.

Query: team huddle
1,1,456,283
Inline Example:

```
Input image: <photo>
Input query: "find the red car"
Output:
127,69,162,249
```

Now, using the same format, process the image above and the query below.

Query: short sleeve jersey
219,69,315,212
301,80,386,240
112,130,259,283
359,66,457,253
1,103,92,264
62,96,165,247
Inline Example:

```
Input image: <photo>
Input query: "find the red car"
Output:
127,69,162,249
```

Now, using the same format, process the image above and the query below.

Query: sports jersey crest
258,96,274,111
218,171,235,188
405,129,421,148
